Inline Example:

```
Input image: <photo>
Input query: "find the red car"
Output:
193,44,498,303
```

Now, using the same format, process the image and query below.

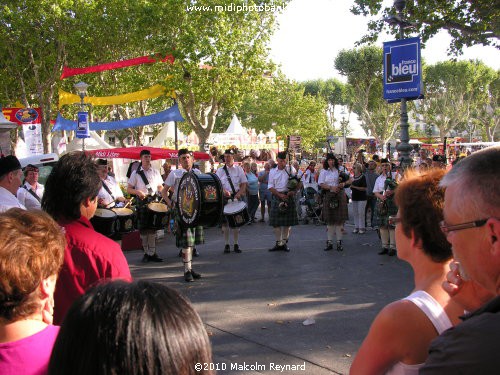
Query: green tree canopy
351,0,499,54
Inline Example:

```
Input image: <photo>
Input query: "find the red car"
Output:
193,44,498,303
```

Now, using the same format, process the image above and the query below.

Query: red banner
2,107,42,125
60,54,175,79
86,146,210,161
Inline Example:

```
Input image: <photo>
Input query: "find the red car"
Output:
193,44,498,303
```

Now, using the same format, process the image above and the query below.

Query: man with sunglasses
420,146,500,374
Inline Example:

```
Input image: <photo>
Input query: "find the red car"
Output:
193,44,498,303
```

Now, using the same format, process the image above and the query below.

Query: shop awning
86,146,210,160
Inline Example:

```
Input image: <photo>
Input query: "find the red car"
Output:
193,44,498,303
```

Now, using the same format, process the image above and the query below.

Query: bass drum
177,172,223,228
90,208,117,237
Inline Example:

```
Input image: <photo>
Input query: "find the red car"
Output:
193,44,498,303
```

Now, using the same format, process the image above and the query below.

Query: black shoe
224,244,230,254
178,249,183,257
193,248,200,257
149,254,163,262
184,271,194,282
388,249,397,256
142,254,150,263
324,241,333,251
283,244,290,252
269,242,281,252
190,269,202,279
336,241,343,252
234,244,242,253
378,248,389,255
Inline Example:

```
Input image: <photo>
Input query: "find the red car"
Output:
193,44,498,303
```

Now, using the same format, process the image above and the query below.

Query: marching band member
127,149,164,263
96,159,128,208
17,164,44,210
162,149,204,282
216,149,247,254
268,151,301,252
373,158,399,256
318,153,352,252
0,155,25,212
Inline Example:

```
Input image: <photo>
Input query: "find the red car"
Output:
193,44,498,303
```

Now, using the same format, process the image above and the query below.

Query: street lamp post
386,0,414,168
340,107,349,160
74,81,89,151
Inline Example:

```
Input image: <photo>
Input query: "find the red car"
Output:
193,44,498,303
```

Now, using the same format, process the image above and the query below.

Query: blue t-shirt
246,172,259,195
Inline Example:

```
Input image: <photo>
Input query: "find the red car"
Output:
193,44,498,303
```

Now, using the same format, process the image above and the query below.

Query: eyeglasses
439,219,489,234
388,216,401,226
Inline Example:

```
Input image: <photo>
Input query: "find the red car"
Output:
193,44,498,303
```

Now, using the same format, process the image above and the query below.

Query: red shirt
53,216,132,324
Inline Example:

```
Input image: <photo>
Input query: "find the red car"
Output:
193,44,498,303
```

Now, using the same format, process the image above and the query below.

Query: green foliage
351,0,499,54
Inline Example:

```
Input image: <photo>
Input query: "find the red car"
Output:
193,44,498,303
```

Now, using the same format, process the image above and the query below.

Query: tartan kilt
373,197,398,227
321,191,348,225
173,209,204,248
135,201,151,230
269,195,299,227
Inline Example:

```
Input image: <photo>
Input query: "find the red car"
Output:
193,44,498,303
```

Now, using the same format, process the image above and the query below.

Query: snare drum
223,200,250,228
90,208,117,237
112,207,135,233
145,202,169,230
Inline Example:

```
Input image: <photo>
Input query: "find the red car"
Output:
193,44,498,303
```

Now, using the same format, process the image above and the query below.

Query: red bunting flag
60,54,175,79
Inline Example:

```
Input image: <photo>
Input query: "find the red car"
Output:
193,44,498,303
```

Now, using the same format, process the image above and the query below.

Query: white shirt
97,175,124,208
0,186,26,212
127,166,163,196
216,164,247,193
268,166,296,192
373,172,398,194
17,182,44,210
301,169,316,184
318,168,340,187
164,168,202,202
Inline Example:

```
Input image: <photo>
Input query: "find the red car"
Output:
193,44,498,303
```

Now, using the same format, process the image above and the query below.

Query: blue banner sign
383,37,423,103
76,111,90,138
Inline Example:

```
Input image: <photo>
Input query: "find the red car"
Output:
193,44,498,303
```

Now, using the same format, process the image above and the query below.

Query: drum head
147,202,169,213
223,200,247,214
112,207,133,216
94,208,117,218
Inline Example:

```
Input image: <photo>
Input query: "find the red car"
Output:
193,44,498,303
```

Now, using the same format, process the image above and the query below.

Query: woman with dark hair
49,281,214,375
41,152,131,324
350,169,464,375
318,154,352,251
0,209,65,375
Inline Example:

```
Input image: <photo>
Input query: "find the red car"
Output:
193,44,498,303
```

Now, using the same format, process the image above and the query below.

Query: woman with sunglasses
350,169,464,375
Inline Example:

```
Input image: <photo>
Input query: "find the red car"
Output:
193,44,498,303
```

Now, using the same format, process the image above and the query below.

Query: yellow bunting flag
58,84,175,108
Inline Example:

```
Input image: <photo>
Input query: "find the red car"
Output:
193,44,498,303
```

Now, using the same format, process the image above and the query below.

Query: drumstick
124,200,131,209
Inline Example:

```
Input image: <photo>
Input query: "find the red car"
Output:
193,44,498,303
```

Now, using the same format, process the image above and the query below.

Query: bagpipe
278,136,301,213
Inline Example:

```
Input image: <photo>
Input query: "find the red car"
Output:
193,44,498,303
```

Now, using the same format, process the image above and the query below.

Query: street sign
383,37,423,103
76,111,90,138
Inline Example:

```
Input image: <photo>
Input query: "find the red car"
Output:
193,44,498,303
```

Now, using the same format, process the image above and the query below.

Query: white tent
65,131,113,152
148,121,185,148
225,114,246,134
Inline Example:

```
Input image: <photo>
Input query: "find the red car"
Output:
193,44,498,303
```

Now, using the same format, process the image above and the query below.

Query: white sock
274,227,282,243
233,228,239,245
389,229,396,250
147,232,156,255
182,247,192,272
223,225,230,245
380,228,389,248
335,225,343,241
327,225,335,241
140,233,149,254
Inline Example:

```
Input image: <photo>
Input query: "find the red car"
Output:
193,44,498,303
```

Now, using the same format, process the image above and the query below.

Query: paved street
125,207,413,375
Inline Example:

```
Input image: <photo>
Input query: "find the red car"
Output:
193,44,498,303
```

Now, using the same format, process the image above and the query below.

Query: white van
19,153,59,185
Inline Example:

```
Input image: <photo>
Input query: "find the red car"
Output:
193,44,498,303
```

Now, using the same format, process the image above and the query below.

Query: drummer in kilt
268,151,302,252
162,149,204,282
127,149,164,263
373,159,399,256
318,153,352,252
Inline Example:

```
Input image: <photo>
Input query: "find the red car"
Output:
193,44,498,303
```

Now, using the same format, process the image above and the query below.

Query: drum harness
23,184,41,203
136,167,162,204
223,165,238,200
99,179,116,208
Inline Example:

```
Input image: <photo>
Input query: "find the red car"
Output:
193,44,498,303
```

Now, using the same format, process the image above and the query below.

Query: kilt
321,190,348,225
173,209,204,248
373,196,398,227
269,195,299,227
135,200,151,231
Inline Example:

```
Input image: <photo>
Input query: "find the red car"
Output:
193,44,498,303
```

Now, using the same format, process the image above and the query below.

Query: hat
432,154,446,163
96,159,108,166
224,149,235,155
277,151,287,160
139,149,151,157
0,155,22,176
325,153,336,161
178,148,192,157
380,158,390,164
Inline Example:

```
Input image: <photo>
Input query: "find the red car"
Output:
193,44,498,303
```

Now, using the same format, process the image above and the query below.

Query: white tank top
385,290,453,375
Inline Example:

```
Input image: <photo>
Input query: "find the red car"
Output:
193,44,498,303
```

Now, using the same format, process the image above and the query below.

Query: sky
269,0,500,82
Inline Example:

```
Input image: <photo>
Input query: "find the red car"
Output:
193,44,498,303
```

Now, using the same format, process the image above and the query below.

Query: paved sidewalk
125,214,413,375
